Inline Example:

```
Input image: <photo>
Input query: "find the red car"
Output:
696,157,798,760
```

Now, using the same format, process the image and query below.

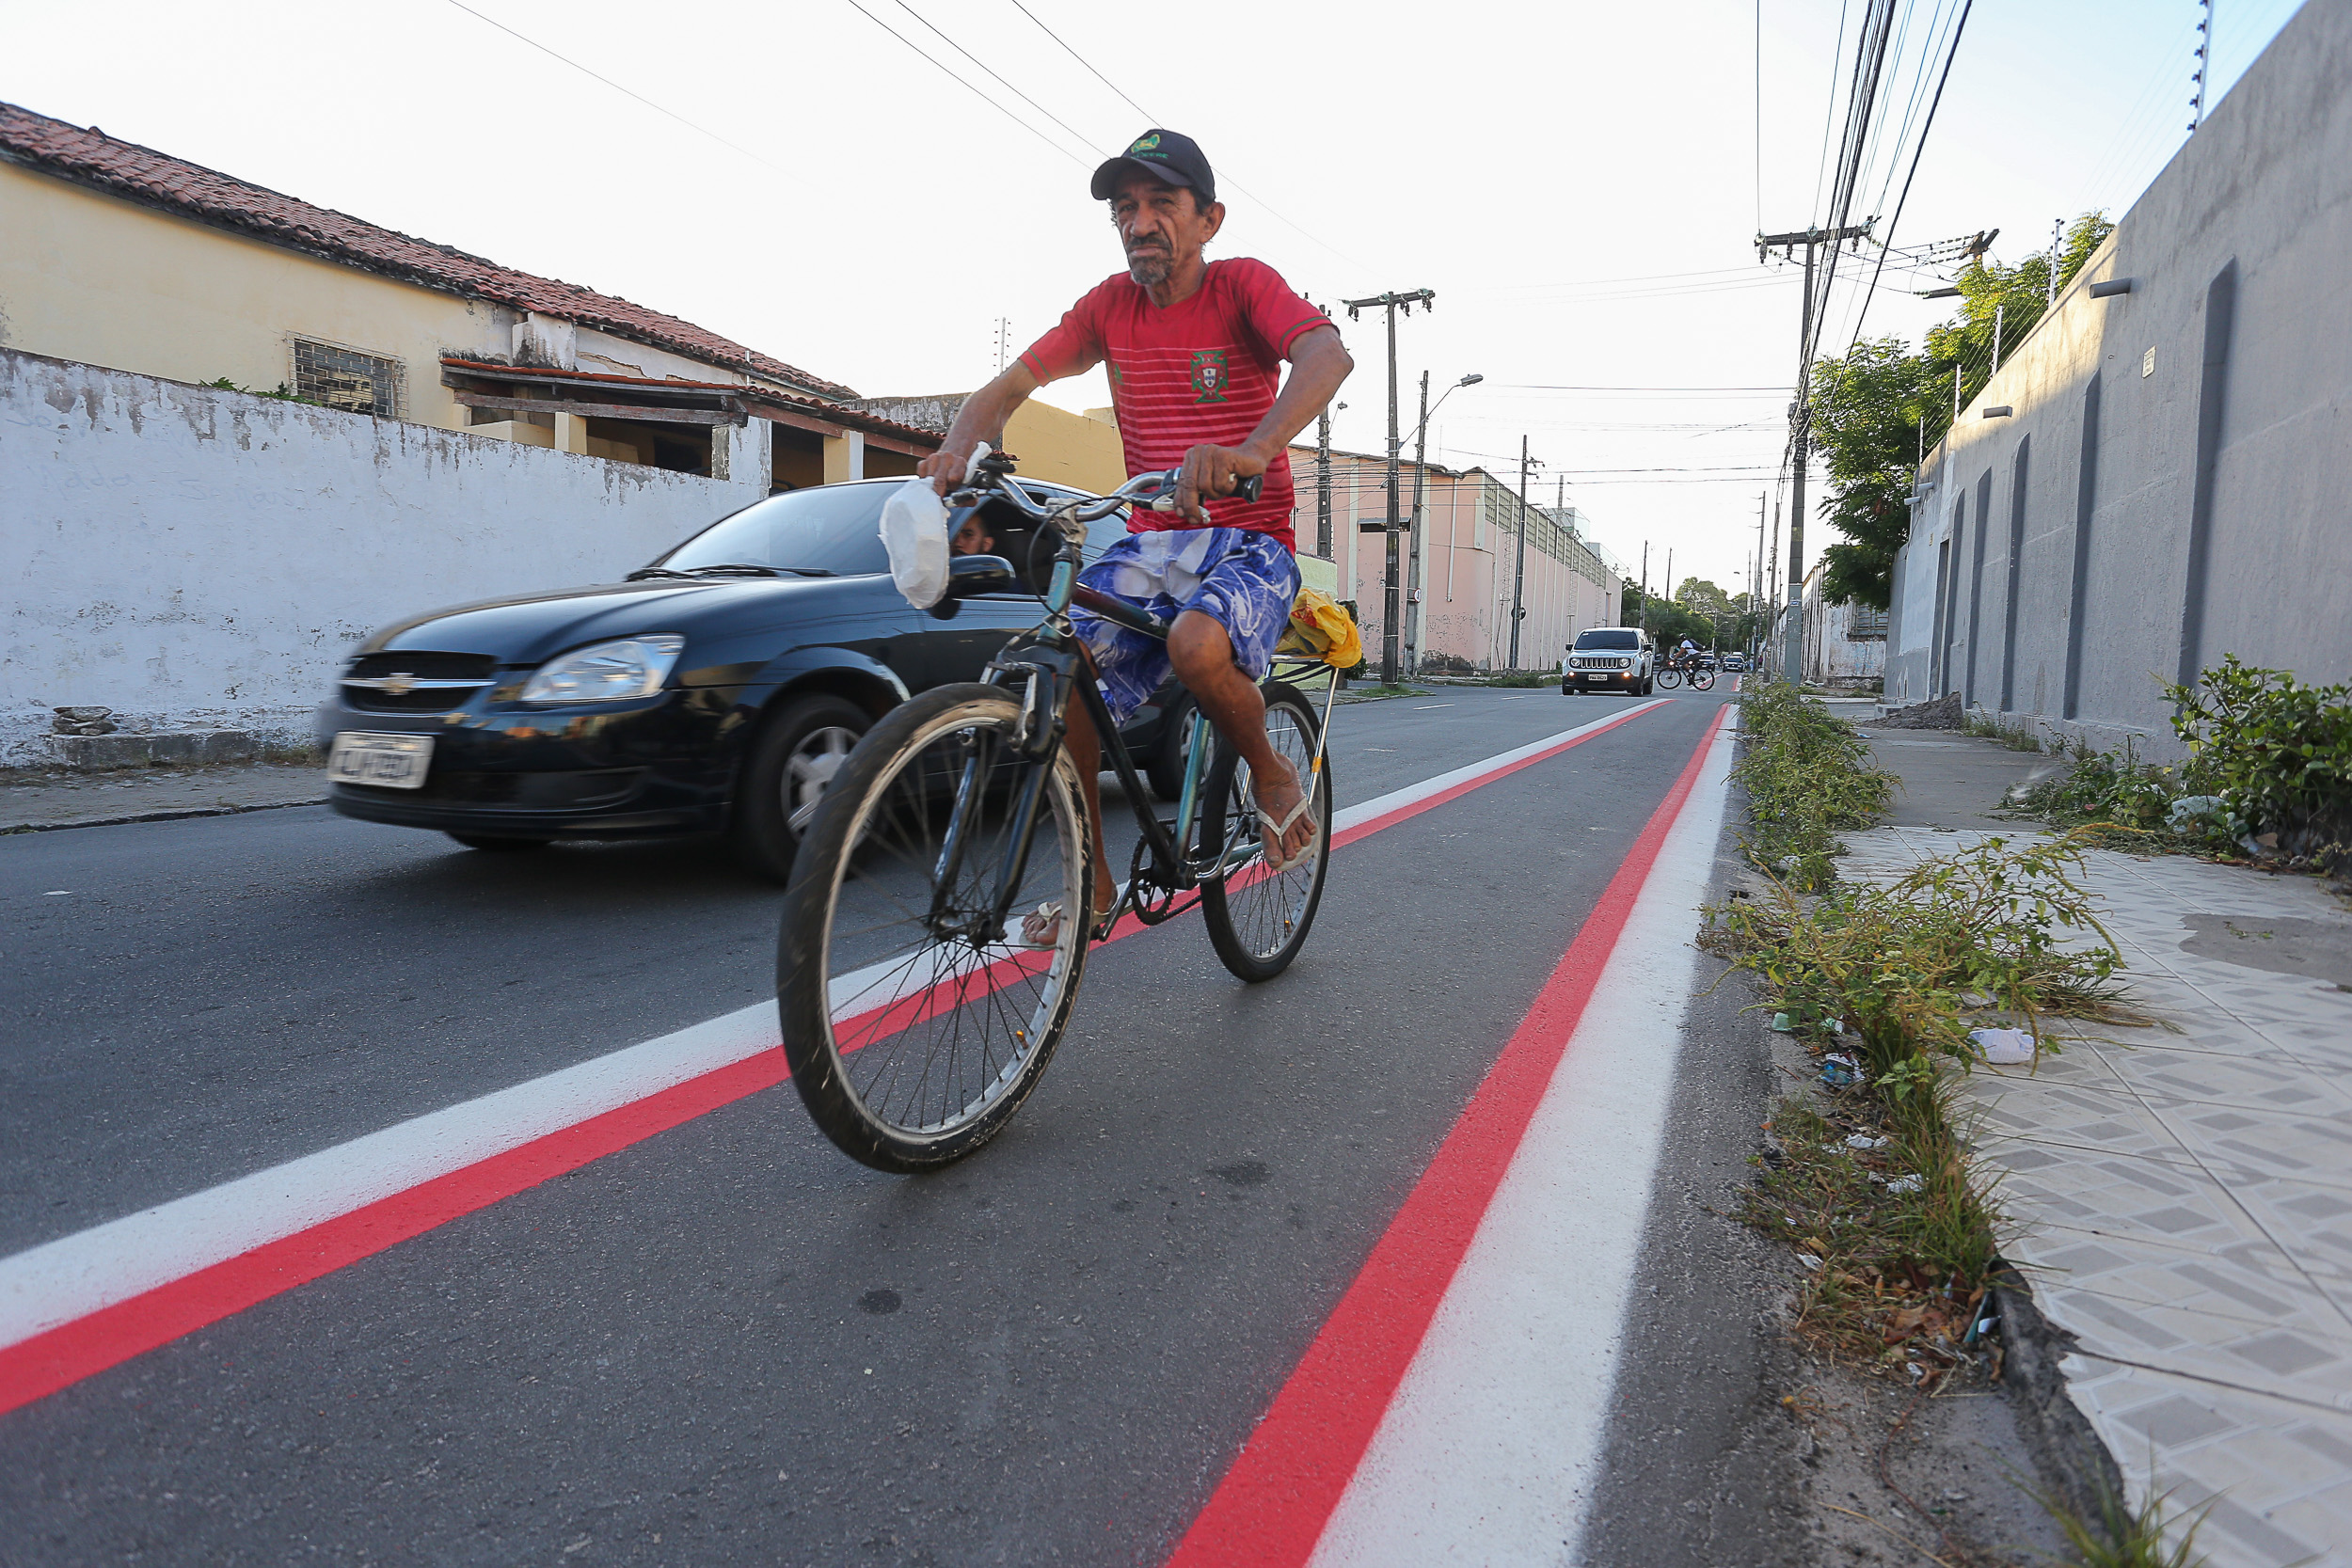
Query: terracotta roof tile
0,101,858,403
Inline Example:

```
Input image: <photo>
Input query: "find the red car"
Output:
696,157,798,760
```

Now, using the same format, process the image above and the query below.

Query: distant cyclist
915,129,1353,937
1676,636,1699,671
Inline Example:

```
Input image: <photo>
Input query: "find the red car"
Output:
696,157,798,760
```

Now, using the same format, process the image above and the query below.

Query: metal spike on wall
2190,0,2214,130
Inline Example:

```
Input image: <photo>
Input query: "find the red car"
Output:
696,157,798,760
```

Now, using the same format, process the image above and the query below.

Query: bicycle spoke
794,691,1086,1152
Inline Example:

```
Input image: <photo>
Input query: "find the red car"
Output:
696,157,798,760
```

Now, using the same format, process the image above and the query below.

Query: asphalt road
0,686,1790,1566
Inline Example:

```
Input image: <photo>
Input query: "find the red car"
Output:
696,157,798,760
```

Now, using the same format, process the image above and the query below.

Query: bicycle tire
1657,667,1682,689
1690,669,1717,690
1199,683,1333,983
776,683,1091,1173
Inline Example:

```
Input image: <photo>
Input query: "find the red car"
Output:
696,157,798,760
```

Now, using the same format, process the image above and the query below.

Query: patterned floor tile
1836,825,2352,1562
2062,1363,2346,1567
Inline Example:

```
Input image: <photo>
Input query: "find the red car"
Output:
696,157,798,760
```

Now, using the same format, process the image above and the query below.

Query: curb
1991,1272,2128,1521
0,796,328,835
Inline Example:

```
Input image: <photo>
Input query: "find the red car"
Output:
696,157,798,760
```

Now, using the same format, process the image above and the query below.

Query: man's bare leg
1167,610,1316,864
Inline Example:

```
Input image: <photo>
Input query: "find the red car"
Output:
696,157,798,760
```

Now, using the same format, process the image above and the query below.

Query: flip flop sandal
1019,901,1066,949
1254,795,1318,875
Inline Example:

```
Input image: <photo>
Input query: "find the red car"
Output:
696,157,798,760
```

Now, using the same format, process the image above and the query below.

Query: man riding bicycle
915,129,1353,941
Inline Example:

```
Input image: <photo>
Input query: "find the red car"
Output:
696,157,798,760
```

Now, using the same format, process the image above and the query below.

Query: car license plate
328,731,434,789
1583,672,1611,682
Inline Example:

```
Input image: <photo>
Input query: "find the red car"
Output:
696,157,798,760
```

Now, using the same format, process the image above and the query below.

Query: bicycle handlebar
954,462,1263,523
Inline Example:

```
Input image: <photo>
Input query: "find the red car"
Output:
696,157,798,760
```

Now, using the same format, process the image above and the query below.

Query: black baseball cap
1089,129,1216,206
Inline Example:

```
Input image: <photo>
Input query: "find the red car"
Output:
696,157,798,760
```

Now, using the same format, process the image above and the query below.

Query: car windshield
1574,629,1641,651
654,484,898,578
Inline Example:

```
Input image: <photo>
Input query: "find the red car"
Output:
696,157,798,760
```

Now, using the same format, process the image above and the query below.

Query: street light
1400,373,1482,677
1408,372,1483,448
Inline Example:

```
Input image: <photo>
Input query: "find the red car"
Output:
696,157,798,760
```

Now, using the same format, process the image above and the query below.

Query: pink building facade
1285,446,1623,673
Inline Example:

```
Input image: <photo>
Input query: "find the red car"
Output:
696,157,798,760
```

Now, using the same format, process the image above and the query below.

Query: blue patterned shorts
1072,528,1300,725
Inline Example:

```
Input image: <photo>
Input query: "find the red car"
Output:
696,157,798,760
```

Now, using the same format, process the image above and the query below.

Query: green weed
2032,1474,2210,1567
1732,683,1898,887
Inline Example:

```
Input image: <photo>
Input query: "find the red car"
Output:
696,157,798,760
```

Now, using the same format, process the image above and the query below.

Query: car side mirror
925,554,1018,620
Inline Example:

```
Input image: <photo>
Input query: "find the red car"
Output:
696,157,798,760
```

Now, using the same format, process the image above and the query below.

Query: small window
292,339,403,417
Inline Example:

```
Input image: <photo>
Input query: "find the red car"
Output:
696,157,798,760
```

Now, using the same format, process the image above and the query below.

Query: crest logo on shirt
1190,349,1230,404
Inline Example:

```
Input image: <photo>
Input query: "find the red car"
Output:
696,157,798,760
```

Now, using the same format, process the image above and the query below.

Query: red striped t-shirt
1019,258,1332,551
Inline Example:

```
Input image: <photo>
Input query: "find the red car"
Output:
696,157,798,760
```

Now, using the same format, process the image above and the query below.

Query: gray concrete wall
1,349,771,765
1885,0,2352,754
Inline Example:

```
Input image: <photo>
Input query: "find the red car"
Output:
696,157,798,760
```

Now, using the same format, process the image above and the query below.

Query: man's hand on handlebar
1175,444,1268,524
918,440,985,499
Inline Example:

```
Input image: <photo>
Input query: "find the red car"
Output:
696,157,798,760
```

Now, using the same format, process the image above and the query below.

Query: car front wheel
734,693,872,883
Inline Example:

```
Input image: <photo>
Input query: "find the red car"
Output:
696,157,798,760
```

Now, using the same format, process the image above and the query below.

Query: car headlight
519,636,685,705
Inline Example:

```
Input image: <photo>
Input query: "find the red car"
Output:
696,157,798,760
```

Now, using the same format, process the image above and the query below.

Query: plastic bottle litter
1885,1173,1925,1196
1968,1027,2038,1065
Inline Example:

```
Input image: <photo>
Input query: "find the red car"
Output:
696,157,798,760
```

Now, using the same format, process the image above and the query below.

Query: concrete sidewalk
0,762,326,833
1851,729,2352,1568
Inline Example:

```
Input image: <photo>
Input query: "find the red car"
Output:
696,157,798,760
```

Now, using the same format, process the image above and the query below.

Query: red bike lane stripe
1162,708,1731,1568
0,701,1682,1418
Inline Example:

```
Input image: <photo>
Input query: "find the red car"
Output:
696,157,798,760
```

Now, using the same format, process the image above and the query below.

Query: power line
995,0,1369,271
890,0,1099,152
838,0,1089,166
1845,0,1974,351
443,0,789,173
1001,0,1158,121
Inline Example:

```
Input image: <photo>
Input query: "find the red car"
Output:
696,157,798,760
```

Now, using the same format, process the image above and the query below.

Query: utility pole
1406,371,1430,673
1315,408,1333,559
2047,217,2064,309
1510,435,1533,669
1753,493,1767,653
1766,500,1781,673
1757,221,1873,684
1638,542,1649,636
1343,289,1435,685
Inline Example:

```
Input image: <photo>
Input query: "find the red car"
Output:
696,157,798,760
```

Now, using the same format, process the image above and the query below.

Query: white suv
1563,627,1656,695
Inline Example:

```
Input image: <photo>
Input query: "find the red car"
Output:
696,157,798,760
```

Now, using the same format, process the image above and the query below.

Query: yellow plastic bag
1277,586,1362,669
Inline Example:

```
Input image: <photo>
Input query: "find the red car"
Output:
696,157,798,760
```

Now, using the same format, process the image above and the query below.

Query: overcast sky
3,0,2307,595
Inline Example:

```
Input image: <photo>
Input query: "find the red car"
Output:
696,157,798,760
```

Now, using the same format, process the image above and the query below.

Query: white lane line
0,702,1669,1356
0,1001,774,1351
1306,712,1736,1566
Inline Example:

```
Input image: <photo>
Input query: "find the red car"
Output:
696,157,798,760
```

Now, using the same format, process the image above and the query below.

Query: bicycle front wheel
1199,682,1333,982
776,683,1091,1173
1657,667,1682,689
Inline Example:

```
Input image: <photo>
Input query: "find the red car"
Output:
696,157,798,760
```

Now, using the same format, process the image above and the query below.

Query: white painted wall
1,349,771,764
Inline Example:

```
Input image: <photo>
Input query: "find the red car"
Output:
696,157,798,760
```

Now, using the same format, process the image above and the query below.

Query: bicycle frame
922,457,1339,942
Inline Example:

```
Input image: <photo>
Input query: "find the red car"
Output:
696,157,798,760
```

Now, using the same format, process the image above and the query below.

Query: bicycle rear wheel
1199,683,1333,982
776,683,1091,1172
1690,669,1717,690
1657,667,1683,689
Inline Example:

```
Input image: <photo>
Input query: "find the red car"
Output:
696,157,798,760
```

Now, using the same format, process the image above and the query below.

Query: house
0,99,942,485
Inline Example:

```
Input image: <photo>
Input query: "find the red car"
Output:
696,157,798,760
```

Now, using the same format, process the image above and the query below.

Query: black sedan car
323,477,1199,879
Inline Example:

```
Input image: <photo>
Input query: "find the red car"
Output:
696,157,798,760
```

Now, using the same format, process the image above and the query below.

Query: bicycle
775,453,1339,1172
1656,661,1684,690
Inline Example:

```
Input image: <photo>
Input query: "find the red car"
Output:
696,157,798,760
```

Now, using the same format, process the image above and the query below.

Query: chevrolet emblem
380,673,416,697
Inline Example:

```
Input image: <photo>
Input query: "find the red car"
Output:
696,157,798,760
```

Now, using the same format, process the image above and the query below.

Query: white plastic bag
879,476,950,609
1968,1026,2038,1065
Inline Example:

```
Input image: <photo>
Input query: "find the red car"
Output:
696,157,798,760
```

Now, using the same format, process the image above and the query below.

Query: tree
1804,214,2116,609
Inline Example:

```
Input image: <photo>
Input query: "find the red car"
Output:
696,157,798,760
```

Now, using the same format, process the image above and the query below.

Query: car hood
358,575,900,666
